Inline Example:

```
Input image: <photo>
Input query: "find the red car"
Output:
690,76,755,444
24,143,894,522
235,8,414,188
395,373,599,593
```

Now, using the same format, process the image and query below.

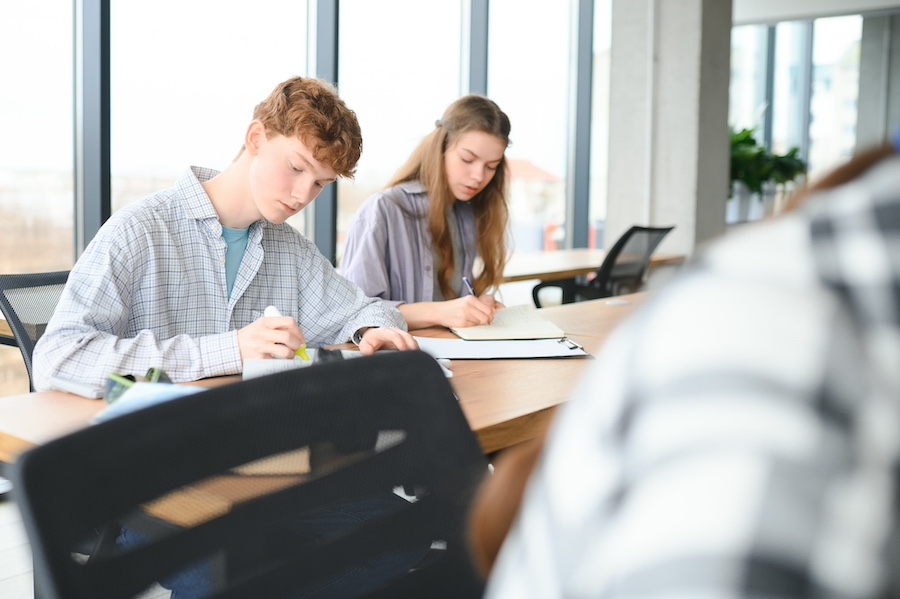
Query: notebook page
450,304,566,340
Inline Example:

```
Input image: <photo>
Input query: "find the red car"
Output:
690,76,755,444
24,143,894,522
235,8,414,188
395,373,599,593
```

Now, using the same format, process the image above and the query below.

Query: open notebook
450,303,566,340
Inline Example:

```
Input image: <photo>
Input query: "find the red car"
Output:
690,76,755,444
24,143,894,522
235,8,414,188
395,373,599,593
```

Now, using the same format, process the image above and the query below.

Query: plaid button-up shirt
487,156,900,599
33,167,405,391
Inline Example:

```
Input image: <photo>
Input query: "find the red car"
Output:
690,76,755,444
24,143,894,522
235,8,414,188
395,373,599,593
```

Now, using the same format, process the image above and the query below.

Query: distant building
506,158,564,251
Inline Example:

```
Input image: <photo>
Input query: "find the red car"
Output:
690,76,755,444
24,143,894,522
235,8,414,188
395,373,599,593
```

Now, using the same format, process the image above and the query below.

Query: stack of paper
414,336,588,359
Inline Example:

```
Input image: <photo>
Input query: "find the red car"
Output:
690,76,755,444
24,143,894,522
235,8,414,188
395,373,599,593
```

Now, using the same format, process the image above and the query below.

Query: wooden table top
0,319,12,340
503,248,684,283
0,294,648,463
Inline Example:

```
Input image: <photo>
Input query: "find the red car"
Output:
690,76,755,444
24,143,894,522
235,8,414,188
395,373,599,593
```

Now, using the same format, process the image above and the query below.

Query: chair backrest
588,225,674,297
12,350,489,599
0,271,69,391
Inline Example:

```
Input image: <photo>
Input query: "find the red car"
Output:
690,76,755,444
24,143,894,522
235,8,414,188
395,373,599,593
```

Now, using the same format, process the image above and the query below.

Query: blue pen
462,276,476,296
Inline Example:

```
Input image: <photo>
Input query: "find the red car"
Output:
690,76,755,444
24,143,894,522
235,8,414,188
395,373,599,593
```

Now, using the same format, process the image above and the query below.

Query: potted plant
729,128,806,222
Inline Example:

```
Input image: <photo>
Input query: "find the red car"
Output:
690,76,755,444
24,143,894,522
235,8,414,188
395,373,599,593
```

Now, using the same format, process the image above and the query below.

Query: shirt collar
397,180,426,195
177,166,270,233
178,166,221,222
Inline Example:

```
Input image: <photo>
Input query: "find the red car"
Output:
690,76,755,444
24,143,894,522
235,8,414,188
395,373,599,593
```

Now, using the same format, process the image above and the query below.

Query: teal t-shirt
222,226,250,299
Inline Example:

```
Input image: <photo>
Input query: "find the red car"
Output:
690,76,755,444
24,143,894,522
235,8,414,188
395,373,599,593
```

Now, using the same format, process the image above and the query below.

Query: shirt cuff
352,326,375,345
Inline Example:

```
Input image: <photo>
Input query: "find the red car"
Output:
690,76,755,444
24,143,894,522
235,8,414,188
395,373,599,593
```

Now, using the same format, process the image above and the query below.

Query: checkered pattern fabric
32,167,405,391
485,156,900,599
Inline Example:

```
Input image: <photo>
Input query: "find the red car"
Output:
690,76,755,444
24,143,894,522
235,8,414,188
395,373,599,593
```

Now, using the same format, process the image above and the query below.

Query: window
808,15,861,179
728,13,866,222
0,2,74,274
770,20,809,157
334,0,463,265
110,0,310,231
729,24,770,136
488,0,573,252
0,2,73,395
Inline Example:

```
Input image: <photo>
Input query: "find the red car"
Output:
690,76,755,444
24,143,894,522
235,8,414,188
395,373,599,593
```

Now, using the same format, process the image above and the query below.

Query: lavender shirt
341,181,478,307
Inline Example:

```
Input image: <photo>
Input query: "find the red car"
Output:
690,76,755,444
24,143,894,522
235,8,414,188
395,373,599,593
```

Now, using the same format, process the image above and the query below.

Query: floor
0,495,33,599
0,493,171,599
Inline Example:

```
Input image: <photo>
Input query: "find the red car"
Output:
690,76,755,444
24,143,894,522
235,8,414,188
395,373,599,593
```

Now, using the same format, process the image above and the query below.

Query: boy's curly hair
252,77,362,178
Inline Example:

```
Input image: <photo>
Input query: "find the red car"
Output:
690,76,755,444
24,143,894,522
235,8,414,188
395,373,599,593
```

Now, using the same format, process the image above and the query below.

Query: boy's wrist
351,327,372,345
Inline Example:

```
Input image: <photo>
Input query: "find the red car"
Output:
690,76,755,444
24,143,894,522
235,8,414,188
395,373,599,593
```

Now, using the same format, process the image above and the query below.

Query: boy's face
248,126,337,225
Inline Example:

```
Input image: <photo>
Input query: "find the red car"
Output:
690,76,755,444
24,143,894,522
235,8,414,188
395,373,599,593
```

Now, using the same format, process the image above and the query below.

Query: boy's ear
244,121,266,155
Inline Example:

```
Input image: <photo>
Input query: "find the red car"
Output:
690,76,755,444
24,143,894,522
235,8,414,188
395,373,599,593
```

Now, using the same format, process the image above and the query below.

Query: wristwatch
351,327,372,345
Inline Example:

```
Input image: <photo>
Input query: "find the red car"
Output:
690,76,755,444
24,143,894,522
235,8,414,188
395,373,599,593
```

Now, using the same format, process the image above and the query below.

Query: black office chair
0,270,70,392
12,350,490,599
532,225,674,307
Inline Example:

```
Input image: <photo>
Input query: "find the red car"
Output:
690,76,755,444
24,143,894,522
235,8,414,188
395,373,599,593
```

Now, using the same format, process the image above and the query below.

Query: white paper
413,336,588,359
242,349,319,380
244,349,452,378
450,303,566,340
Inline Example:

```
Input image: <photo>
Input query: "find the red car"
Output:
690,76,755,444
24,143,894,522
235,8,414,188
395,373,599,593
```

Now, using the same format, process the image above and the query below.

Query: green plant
729,128,806,197
769,147,807,186
730,128,769,194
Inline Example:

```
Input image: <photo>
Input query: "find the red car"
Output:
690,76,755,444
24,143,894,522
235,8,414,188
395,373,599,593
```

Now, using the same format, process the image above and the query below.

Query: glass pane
0,2,73,396
110,1,310,233
808,15,861,180
589,0,612,249
0,2,74,275
488,0,573,253
729,24,770,135
335,0,463,265
771,21,808,157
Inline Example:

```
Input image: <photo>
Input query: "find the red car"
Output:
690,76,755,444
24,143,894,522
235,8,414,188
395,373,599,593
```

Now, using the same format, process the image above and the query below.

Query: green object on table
105,368,172,404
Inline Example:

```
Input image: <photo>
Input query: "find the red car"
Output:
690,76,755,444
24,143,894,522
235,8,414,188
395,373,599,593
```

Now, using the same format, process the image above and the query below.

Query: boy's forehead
278,134,337,178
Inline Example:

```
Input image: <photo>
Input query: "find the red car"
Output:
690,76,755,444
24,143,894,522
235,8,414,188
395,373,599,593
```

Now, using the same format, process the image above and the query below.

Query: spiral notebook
450,304,566,340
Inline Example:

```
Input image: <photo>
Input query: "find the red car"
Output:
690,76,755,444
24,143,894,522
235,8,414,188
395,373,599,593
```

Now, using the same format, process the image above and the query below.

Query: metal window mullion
469,0,489,95
568,0,593,249
73,0,111,258
799,20,813,162
762,25,776,149
313,0,339,265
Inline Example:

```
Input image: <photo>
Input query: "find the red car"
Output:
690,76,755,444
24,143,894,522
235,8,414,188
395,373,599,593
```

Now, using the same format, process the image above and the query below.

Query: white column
607,0,732,257
858,14,900,148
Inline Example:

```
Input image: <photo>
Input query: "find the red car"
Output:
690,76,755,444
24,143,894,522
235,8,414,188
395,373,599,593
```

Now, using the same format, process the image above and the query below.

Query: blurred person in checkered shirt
469,139,900,599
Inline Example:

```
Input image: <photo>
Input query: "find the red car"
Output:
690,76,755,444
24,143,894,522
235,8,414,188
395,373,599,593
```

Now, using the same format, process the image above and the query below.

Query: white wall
734,0,900,24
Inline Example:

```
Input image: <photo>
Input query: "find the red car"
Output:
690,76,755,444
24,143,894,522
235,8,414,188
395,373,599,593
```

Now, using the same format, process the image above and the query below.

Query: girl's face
443,130,506,202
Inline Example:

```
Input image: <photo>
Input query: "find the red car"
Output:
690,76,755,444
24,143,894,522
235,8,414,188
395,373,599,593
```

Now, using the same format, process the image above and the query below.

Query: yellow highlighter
264,305,310,362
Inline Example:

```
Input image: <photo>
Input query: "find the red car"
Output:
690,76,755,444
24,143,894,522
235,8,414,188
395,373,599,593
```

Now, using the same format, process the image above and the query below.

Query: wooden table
0,294,648,463
503,248,684,283
0,319,14,347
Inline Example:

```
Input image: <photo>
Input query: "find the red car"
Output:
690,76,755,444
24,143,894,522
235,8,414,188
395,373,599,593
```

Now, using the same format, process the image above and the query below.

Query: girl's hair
241,77,363,178
388,95,512,298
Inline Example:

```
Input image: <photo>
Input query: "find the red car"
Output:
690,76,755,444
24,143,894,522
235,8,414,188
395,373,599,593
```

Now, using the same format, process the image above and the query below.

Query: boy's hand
355,327,419,355
237,314,306,362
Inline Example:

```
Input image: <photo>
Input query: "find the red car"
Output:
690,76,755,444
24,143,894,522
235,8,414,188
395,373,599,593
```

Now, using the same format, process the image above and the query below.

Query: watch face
353,327,375,345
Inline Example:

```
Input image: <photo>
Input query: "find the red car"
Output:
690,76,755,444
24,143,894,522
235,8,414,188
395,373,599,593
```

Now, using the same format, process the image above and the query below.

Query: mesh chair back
584,225,674,299
13,351,489,599
0,271,69,391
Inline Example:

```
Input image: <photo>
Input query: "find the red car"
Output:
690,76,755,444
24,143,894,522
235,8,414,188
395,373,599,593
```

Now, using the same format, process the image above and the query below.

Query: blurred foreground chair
0,270,69,392
532,226,674,307
12,350,489,599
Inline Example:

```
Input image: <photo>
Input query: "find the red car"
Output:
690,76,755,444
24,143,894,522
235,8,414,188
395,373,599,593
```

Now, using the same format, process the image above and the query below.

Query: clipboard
413,336,589,359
